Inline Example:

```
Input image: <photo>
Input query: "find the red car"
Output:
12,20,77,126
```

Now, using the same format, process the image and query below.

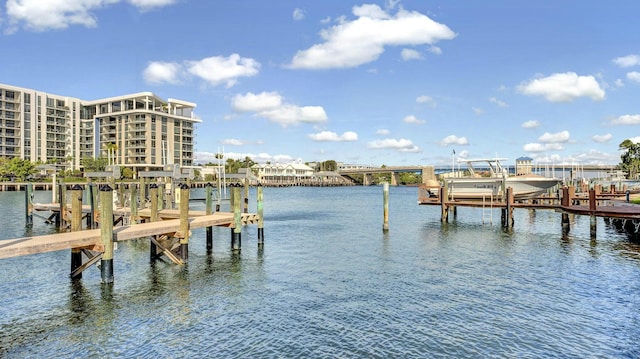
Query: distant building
252,161,314,184
515,156,534,176
0,83,200,172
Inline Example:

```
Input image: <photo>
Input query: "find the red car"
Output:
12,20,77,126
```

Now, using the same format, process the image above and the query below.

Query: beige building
0,83,200,172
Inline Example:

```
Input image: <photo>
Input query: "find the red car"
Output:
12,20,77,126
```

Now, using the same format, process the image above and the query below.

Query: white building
0,83,200,172
252,161,314,184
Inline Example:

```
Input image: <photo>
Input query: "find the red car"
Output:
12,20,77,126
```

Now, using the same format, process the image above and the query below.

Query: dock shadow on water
1,186,640,358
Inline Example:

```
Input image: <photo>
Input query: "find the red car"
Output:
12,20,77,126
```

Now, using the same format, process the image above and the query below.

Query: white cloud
613,54,640,68
538,131,570,143
472,107,484,115
401,48,423,61
615,79,625,87
592,134,612,143
543,143,565,151
4,0,174,32
521,120,540,129
489,97,508,107
289,4,456,69
517,72,605,102
376,129,390,135
220,138,245,146
523,143,546,152
402,115,425,124
232,91,328,127
143,61,182,85
308,131,358,142
439,135,469,146
186,54,260,87
128,0,176,11
416,95,436,107
367,138,420,152
293,8,305,21
231,91,283,112
142,54,260,87
610,114,640,125
626,71,640,84
428,45,442,55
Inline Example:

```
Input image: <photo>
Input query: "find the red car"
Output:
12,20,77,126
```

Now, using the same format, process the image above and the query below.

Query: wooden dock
3,181,265,283
0,211,259,260
418,184,640,236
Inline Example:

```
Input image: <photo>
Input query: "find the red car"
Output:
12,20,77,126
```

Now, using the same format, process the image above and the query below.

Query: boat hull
446,176,560,200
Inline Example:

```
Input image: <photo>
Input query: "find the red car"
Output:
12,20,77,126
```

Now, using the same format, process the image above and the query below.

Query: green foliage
318,160,338,172
81,156,108,172
619,139,640,179
122,167,134,179
225,156,256,174
0,157,36,181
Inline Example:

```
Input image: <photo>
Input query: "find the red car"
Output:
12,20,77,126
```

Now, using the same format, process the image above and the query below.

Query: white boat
445,158,561,200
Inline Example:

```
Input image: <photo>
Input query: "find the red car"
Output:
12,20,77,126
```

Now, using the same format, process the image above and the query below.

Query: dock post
158,182,165,211
99,185,114,284
58,181,67,230
89,183,98,229
130,183,138,225
139,177,147,208
439,186,448,222
257,183,264,245
505,187,514,228
231,184,242,251
205,183,214,254
149,184,159,261
383,182,389,232
588,189,597,211
244,178,249,213
561,187,570,207
25,183,33,228
178,183,190,262
70,185,84,279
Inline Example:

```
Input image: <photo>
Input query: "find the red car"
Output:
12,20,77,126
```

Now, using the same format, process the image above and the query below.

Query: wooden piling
178,183,190,262
205,183,213,254
257,184,264,245
383,182,389,232
504,187,514,228
130,184,138,225
158,182,165,211
440,186,448,222
588,189,597,211
89,183,97,229
149,184,158,260
25,183,33,228
139,177,147,208
99,185,114,284
231,185,242,251
243,178,249,213
70,185,83,279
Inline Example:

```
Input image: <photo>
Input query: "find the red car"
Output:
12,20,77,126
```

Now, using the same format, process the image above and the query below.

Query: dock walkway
0,211,258,260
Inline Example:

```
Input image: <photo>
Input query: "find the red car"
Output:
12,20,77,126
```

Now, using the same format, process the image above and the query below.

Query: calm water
1,186,640,358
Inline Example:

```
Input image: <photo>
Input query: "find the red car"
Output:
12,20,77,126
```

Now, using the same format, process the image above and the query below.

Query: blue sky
1,0,639,167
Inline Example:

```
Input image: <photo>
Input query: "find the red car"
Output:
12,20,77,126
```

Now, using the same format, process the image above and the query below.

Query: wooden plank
0,212,258,260
0,230,104,259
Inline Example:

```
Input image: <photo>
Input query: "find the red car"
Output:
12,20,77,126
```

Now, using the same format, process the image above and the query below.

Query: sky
1,0,639,168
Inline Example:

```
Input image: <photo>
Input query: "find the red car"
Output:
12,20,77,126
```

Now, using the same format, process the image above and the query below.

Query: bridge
338,166,434,185
338,163,622,186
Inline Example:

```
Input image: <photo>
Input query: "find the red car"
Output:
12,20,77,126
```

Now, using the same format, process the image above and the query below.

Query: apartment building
0,84,200,172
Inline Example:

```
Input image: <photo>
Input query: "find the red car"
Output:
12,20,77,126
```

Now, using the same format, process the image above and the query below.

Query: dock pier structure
0,171,263,285
419,184,640,238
